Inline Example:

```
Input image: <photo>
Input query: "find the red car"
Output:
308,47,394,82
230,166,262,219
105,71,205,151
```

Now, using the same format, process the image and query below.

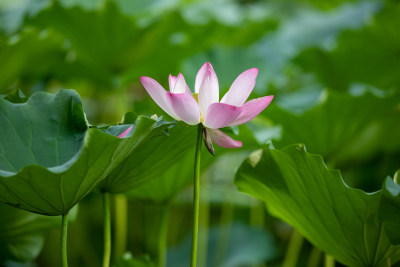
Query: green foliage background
0,0,399,266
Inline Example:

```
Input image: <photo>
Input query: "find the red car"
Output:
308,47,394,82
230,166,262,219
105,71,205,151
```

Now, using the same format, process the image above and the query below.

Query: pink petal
207,128,242,148
203,102,242,129
195,62,214,93
221,68,258,107
229,95,274,126
118,125,133,138
140,76,179,120
198,69,219,119
166,92,200,125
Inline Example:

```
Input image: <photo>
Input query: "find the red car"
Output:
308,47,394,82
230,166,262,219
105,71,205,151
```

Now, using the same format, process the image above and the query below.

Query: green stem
61,213,69,267
190,124,203,267
158,205,170,267
114,194,128,259
307,247,322,267
282,229,304,267
324,254,335,267
103,192,111,267
250,199,265,227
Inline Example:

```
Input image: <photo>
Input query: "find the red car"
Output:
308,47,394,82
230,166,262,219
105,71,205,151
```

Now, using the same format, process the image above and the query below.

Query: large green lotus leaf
103,121,195,194
0,90,159,215
379,174,400,245
294,1,400,91
258,90,400,164
124,147,195,203
235,145,400,266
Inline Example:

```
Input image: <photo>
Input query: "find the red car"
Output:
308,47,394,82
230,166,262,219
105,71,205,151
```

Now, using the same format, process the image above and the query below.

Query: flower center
192,93,204,122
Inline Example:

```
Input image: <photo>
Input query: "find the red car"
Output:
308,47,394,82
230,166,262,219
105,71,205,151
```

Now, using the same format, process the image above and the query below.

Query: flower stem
103,192,111,267
190,124,203,267
61,213,69,267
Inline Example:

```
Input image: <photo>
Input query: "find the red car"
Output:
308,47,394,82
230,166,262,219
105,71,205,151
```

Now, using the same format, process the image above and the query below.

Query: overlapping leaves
0,90,164,215
379,173,400,245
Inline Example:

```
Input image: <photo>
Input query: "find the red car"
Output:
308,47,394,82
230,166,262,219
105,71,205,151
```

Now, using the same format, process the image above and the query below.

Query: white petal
229,95,274,126
195,62,213,93
221,68,258,106
170,74,192,94
198,69,219,119
169,75,177,91
140,76,179,120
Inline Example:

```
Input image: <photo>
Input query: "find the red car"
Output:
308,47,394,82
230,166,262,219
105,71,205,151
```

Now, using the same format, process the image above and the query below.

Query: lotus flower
140,62,273,151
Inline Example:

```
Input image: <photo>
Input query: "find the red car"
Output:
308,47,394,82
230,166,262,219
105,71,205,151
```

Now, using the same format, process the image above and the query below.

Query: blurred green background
0,0,399,266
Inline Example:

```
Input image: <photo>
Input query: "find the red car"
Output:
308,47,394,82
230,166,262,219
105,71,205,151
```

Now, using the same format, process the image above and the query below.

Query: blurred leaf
0,90,160,215
114,252,155,267
167,222,276,267
295,1,400,91
173,151,257,207
379,173,400,245
27,1,276,87
259,90,400,164
0,28,66,93
235,145,400,266
0,203,57,263
0,0,50,34
121,112,137,124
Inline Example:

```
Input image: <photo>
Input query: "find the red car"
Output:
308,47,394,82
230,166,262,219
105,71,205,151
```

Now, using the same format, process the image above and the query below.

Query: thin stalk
250,199,265,227
324,255,335,267
158,205,170,267
190,124,203,267
61,213,69,267
103,192,111,267
307,247,322,267
282,229,304,267
114,194,128,259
